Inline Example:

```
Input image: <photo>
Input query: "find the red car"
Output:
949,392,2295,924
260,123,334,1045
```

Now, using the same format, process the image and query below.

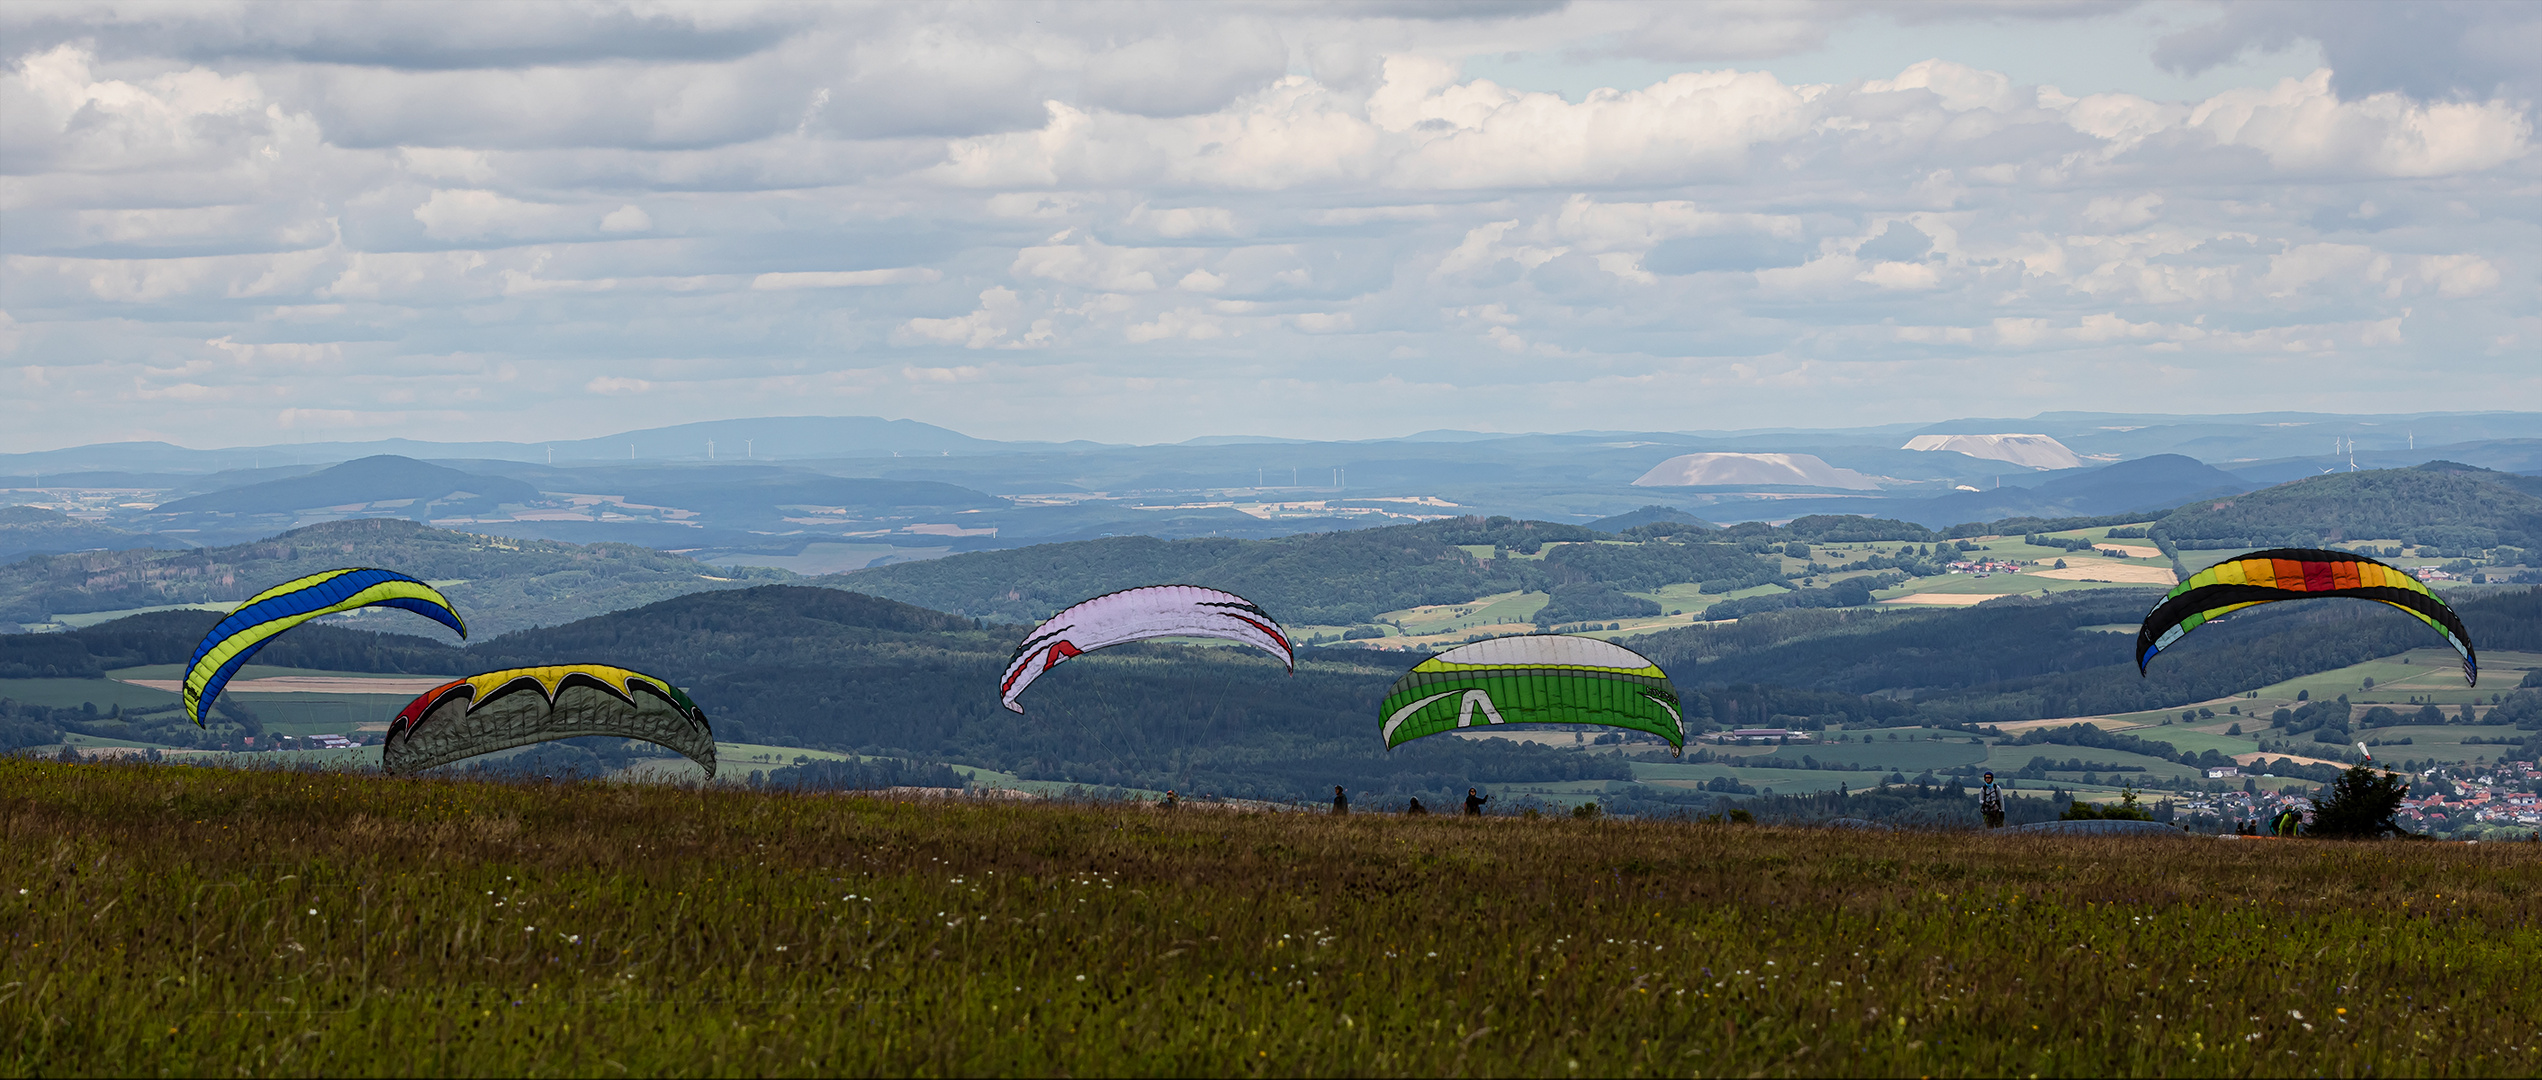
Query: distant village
1944,558,2028,576
2398,760,2542,829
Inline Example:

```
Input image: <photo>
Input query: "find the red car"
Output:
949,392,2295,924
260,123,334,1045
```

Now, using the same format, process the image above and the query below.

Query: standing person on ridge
1464,787,1490,816
1980,771,2006,829
1332,785,1349,816
1405,796,1427,815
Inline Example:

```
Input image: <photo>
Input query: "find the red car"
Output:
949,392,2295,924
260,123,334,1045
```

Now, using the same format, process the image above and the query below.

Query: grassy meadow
5,760,2541,1076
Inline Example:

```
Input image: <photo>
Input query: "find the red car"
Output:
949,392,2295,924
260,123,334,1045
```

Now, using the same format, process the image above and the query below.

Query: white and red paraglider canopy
1000,585,1293,714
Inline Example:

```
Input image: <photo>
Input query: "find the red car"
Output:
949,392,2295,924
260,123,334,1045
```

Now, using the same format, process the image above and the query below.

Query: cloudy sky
3,0,2535,451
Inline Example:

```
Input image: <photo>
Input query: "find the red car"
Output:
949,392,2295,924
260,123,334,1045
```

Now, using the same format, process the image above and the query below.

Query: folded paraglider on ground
383,664,716,777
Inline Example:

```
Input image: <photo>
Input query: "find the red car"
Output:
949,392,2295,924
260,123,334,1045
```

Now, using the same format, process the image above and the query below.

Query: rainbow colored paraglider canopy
2134,547,2475,685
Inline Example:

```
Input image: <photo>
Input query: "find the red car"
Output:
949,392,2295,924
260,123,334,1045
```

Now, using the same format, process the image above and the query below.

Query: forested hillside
8,583,2536,800
0,518,786,635
1636,586,2542,723
0,610,477,679
2152,463,2542,550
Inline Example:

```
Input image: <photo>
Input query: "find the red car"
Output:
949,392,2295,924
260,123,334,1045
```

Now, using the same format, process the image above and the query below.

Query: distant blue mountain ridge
2,412,2535,566
4,411,2533,474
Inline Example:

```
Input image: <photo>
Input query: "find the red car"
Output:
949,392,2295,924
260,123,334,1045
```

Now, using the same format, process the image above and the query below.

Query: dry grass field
3,759,2538,1076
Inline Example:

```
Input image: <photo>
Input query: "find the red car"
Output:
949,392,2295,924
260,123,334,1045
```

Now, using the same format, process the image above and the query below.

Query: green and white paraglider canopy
1380,634,1682,755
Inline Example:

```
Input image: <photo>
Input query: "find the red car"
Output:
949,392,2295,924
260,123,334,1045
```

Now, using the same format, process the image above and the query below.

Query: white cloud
2,4,2535,449
412,189,565,240
1862,60,2019,113
3,45,277,173
599,204,652,232
1010,232,1176,293
1592,252,1655,285
751,268,941,290
2182,72,2532,177
1857,261,1940,290
2416,255,2500,298
898,287,1044,350
399,147,495,182
1434,220,1566,279
1124,307,1226,343
1125,203,1241,239
2084,194,2164,228
207,336,344,367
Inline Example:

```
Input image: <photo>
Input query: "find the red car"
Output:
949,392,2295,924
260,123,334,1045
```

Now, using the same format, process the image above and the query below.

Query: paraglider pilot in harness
1465,787,1490,816
1980,772,2006,829
1332,785,1349,816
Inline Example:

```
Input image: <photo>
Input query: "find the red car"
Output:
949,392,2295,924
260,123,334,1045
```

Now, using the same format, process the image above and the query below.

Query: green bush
2308,766,2412,839
2061,786,2152,821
